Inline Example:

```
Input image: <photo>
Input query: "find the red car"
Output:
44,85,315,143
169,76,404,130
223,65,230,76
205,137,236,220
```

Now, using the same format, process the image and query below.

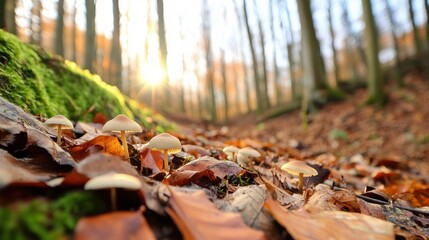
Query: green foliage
0,191,107,240
328,129,349,141
0,30,175,131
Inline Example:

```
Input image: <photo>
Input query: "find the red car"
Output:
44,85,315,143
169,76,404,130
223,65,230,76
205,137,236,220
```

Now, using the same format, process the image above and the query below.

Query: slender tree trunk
55,0,65,56
362,0,385,105
30,0,42,45
0,0,6,30
269,0,281,105
71,0,77,62
409,0,422,54
425,0,429,48
384,0,403,87
179,44,186,113
110,0,122,88
202,0,217,122
341,0,361,82
221,50,229,121
156,0,170,107
282,0,298,101
85,0,96,72
5,0,17,35
328,0,339,87
254,0,270,108
243,0,263,114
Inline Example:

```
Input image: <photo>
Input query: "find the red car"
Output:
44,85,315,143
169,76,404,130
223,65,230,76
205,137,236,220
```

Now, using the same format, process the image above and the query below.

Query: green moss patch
0,30,174,131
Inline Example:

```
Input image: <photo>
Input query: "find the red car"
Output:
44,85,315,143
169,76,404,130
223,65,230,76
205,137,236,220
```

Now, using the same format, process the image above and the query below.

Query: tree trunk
328,0,339,87
0,0,6,30
282,0,298,101
362,0,385,105
110,0,122,88
384,0,403,87
221,50,229,121
202,0,217,122
254,0,270,109
84,0,96,73
408,0,422,54
269,0,281,105
71,0,77,62
243,0,263,114
55,0,64,56
30,0,42,45
157,0,170,107
5,0,17,35
425,0,429,48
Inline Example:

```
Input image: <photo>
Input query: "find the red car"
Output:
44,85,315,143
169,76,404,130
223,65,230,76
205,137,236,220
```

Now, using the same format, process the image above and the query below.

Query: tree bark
408,0,422,54
243,0,263,114
71,0,77,62
5,0,17,35
55,0,65,56
0,0,6,30
282,0,298,101
110,0,122,88
384,0,403,87
84,0,96,72
221,50,229,121
30,0,42,45
328,0,339,87
157,0,170,107
269,0,281,105
362,0,385,105
202,0,217,122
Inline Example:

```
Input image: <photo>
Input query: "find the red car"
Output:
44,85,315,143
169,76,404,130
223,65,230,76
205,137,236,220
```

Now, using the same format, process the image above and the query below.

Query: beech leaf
265,198,394,240
69,135,124,161
166,188,266,240
75,209,156,240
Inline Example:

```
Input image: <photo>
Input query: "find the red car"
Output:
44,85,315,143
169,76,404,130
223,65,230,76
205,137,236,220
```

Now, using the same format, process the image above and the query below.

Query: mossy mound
0,30,174,131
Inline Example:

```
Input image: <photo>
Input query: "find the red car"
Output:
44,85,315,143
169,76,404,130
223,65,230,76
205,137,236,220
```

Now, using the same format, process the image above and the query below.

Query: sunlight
140,33,165,86
183,72,199,92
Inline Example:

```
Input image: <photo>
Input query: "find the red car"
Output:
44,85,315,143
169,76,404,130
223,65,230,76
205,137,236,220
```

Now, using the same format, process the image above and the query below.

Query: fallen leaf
76,153,139,178
166,188,266,240
0,97,47,132
305,184,360,213
176,156,245,179
139,147,164,176
265,198,394,240
182,144,210,158
75,209,156,240
168,169,220,188
69,135,125,161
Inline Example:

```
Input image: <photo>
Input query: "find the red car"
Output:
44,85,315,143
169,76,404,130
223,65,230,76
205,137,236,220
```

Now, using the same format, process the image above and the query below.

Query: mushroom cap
223,146,240,155
238,147,261,158
84,172,142,190
236,153,249,165
147,133,182,154
281,160,318,177
44,115,73,129
102,114,142,132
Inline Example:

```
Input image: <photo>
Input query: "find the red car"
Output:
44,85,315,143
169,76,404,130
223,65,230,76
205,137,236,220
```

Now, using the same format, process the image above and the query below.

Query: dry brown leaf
76,153,139,178
176,156,245,178
305,184,360,213
265,198,394,240
139,147,164,176
69,135,125,161
75,209,156,240
166,188,266,240
182,144,210,158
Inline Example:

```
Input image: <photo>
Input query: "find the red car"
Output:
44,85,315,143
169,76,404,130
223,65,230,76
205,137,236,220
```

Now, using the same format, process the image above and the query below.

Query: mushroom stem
298,173,304,193
110,188,117,211
121,131,130,163
232,153,237,163
163,149,169,172
57,125,62,145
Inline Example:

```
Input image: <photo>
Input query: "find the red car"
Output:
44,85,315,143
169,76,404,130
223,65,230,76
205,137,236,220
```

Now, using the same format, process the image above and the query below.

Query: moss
0,30,175,131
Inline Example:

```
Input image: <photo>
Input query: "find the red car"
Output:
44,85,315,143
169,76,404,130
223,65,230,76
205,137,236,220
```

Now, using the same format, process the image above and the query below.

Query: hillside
0,30,174,131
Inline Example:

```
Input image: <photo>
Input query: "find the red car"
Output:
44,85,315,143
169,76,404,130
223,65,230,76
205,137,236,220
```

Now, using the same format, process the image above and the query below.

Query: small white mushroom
237,147,261,168
44,115,74,145
102,114,142,163
147,133,182,172
223,146,240,162
84,172,141,211
281,160,318,193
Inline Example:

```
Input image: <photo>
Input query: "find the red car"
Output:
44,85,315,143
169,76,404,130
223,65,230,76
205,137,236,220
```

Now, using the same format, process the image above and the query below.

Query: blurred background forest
1,0,428,123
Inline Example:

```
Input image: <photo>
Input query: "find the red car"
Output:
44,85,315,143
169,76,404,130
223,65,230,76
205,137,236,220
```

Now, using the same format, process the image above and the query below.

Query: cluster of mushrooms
44,114,318,211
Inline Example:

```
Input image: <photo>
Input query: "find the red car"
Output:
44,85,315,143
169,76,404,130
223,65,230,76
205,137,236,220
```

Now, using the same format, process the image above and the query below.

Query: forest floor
1,70,429,239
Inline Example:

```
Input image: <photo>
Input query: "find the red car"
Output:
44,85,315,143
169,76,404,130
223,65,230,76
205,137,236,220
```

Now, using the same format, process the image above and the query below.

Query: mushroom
223,146,240,162
147,133,182,172
281,160,318,193
44,115,74,145
237,147,261,168
102,114,142,163
84,172,141,211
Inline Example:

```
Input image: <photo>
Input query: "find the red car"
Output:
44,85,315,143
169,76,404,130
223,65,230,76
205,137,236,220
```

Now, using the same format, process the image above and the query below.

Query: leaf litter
1,74,429,239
